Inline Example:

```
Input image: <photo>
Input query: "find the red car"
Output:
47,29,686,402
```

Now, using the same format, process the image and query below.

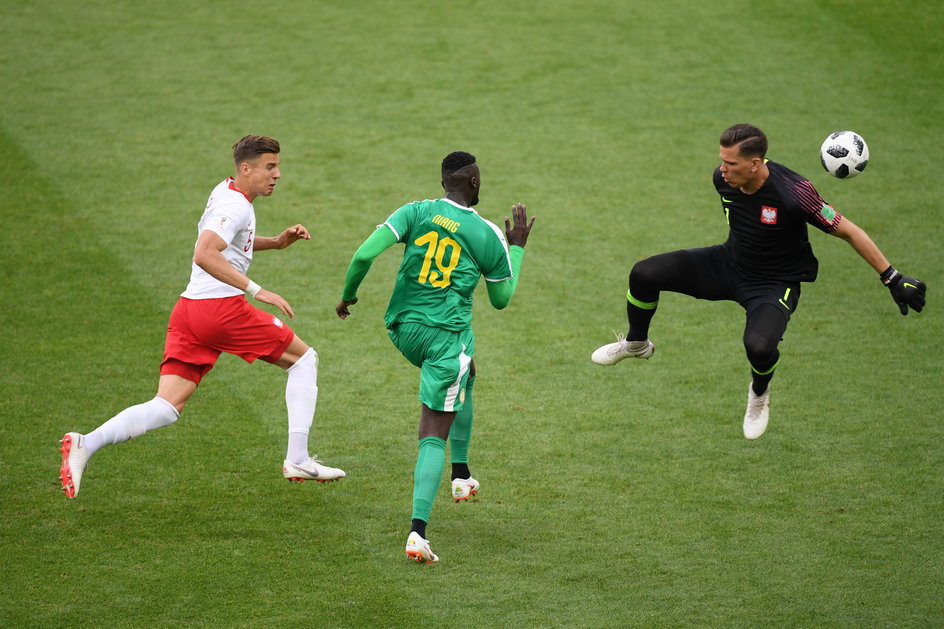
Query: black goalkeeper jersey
713,160,842,283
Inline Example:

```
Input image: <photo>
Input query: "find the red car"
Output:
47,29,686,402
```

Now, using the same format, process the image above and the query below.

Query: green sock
412,436,447,523
448,376,475,470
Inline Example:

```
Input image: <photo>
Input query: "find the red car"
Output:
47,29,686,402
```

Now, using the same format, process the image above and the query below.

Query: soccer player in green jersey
336,151,535,563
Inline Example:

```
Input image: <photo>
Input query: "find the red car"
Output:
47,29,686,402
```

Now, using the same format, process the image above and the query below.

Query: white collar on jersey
440,197,478,213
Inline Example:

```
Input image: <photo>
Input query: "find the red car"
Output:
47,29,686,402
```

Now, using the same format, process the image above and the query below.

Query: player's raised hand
277,224,311,248
336,297,358,319
504,203,535,248
256,288,295,319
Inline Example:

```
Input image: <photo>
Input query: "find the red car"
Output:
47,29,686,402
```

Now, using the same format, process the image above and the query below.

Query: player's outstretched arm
832,217,926,315
336,227,398,319
253,224,311,251
487,203,536,309
831,217,889,272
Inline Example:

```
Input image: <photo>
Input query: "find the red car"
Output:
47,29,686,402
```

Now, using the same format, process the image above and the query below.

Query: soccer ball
820,131,869,179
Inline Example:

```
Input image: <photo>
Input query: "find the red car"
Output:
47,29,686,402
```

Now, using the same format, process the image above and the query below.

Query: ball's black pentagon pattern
826,144,849,159
834,163,850,178
855,159,868,173
851,134,865,156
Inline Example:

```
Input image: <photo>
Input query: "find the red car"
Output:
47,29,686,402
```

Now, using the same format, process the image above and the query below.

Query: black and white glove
880,266,927,315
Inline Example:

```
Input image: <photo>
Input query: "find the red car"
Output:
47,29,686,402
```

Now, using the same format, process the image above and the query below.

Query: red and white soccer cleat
451,476,480,502
405,531,439,563
59,432,90,498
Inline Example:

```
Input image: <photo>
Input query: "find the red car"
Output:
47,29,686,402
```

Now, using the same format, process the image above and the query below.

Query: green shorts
388,322,474,412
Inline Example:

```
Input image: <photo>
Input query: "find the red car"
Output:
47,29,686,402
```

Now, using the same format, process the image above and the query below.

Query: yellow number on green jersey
414,231,462,288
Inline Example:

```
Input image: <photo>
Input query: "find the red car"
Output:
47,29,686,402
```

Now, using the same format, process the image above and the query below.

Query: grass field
2,1,943,627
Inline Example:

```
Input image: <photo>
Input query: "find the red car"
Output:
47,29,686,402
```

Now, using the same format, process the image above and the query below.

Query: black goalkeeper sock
752,372,773,396
627,296,658,342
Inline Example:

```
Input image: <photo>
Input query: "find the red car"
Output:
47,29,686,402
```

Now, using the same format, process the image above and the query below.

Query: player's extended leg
742,303,788,440
59,374,194,498
449,370,479,502
592,250,702,365
406,405,456,563
274,335,345,483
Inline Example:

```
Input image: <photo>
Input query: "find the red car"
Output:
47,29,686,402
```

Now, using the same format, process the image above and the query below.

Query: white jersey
181,177,256,299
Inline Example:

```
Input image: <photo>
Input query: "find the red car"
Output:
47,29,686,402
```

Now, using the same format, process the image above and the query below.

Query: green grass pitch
1,1,942,626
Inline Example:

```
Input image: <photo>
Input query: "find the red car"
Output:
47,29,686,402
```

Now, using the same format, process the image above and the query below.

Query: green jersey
382,198,512,331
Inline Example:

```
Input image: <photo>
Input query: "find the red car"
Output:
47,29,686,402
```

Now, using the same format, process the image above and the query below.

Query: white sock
287,432,310,465
285,348,318,464
84,397,180,456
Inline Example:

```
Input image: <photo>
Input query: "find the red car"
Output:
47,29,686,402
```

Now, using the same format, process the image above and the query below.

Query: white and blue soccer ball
820,131,869,179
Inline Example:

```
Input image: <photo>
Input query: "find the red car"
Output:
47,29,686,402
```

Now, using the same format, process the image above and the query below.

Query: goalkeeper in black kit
591,123,926,439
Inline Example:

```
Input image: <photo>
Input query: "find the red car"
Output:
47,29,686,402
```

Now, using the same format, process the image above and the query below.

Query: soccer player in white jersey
58,135,344,498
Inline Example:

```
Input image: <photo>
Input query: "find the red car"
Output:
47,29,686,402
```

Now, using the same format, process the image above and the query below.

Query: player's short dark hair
720,124,767,158
442,151,477,175
233,135,280,165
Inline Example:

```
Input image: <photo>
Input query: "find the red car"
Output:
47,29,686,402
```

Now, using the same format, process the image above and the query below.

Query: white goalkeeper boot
743,383,770,440
591,333,655,365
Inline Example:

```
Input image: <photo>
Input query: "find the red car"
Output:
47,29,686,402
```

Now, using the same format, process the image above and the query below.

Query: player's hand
277,224,311,248
881,266,926,315
336,297,358,319
256,288,295,319
504,203,536,248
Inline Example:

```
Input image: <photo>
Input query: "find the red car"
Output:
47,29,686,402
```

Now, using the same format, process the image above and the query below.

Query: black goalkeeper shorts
643,245,801,320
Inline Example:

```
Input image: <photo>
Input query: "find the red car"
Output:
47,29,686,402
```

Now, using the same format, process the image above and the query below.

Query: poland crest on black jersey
713,161,842,283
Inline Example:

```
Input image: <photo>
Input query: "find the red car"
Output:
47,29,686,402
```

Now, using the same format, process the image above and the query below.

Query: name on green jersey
432,214,460,233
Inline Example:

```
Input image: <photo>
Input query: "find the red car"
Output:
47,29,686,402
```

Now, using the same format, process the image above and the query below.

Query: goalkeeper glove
880,266,926,315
